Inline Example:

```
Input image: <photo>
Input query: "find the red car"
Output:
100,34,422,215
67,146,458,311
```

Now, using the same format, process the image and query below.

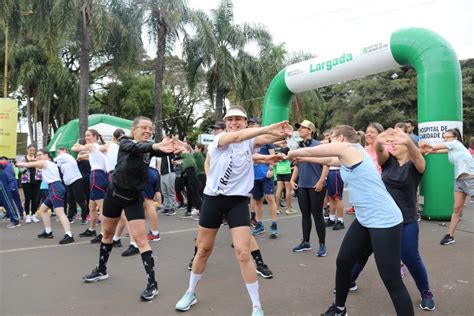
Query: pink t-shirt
469,147,474,157
365,145,393,174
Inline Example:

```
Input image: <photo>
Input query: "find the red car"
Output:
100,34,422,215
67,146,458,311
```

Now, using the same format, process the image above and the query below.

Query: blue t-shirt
445,140,474,178
297,139,324,188
253,144,274,180
340,145,403,228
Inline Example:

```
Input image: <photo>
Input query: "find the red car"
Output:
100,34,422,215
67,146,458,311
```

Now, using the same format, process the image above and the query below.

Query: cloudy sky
147,0,473,60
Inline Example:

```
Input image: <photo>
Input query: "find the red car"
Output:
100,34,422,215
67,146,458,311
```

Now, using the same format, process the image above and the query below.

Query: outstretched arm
16,160,47,169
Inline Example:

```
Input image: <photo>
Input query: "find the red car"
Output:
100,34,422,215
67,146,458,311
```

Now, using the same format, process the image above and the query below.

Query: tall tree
146,0,188,141
184,0,271,121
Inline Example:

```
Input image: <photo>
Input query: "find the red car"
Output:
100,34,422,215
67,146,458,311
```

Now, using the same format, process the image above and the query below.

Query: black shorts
199,194,250,229
102,185,145,221
277,174,291,182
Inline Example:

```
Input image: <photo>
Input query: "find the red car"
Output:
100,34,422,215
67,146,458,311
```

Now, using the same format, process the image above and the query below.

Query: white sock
131,241,137,247
329,214,336,221
88,228,95,232
45,227,52,233
151,230,159,235
337,217,344,223
245,281,261,308
66,231,72,237
187,272,202,293
113,235,120,241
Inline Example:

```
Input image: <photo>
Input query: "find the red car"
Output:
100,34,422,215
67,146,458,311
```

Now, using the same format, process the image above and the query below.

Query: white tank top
204,133,255,196
42,161,62,184
105,142,119,173
88,143,107,171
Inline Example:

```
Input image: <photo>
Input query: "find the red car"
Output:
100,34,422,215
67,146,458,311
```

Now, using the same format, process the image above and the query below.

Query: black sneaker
83,266,109,282
90,233,103,244
160,209,170,215
323,207,330,219
440,234,455,245
325,219,335,227
333,221,345,230
166,209,176,216
80,219,88,225
59,234,75,244
187,257,194,271
112,239,122,248
140,283,159,301
37,231,54,239
321,304,347,316
121,245,139,257
256,264,273,279
420,290,435,311
79,229,97,237
181,211,192,218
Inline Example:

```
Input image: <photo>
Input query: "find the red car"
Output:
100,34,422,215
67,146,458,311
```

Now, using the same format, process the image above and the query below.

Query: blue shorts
143,168,159,200
251,177,274,200
90,170,108,201
44,181,66,209
327,169,343,199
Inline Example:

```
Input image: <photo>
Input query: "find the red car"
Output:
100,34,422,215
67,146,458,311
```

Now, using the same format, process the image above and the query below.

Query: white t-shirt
41,161,62,184
54,153,82,185
105,142,119,173
88,143,107,171
204,133,255,196
149,156,158,169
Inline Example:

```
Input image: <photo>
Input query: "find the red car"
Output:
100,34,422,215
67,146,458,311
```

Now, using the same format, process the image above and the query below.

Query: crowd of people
1,109,473,316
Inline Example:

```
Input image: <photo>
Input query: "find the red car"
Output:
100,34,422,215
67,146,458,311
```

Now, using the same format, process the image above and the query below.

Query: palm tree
145,0,188,141
184,0,272,121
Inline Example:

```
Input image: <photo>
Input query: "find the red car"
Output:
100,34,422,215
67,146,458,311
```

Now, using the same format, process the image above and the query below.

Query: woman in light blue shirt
420,128,474,245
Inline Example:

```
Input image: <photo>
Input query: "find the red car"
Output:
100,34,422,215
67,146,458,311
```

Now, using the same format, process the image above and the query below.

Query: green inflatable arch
262,27,462,220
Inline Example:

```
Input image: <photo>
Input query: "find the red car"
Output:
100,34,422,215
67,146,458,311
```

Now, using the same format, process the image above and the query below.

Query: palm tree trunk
26,88,34,146
153,11,167,142
42,99,51,147
79,1,92,139
32,99,37,145
215,88,225,121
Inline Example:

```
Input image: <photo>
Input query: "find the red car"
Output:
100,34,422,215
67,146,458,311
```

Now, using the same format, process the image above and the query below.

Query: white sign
418,121,463,144
285,37,400,93
198,134,215,145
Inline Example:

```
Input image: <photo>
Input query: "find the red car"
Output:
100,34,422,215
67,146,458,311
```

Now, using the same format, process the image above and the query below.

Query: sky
144,0,473,60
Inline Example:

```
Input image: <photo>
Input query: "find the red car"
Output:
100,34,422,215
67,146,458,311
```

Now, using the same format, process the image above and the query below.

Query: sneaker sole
84,274,109,283
317,252,327,257
256,270,273,279
292,248,312,253
270,233,279,239
252,230,265,236
140,289,159,301
59,240,75,245
176,298,197,311
440,240,455,245
419,303,436,311
38,236,54,239
147,238,161,242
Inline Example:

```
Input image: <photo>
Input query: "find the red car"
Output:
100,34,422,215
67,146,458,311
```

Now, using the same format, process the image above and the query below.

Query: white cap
224,108,247,119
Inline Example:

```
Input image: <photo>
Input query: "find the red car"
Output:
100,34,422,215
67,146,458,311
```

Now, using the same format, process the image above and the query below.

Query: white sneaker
31,214,40,223
191,208,199,216
25,215,32,223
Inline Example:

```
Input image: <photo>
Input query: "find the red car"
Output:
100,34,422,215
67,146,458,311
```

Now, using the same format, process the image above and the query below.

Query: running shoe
69,218,74,224
59,234,75,245
160,209,170,215
121,245,139,257
292,241,311,252
112,239,123,247
321,304,347,316
31,214,40,223
285,208,298,214
147,231,161,241
252,223,265,236
256,264,273,279
420,290,436,311
140,283,159,301
317,244,327,257
333,221,345,230
90,233,103,244
325,219,335,227
440,234,455,245
187,257,194,271
37,230,53,239
181,211,192,218
333,282,358,293
25,215,31,224
250,218,257,226
191,208,199,216
83,266,109,283
79,228,96,237
166,209,176,216
175,291,197,311
6,222,21,228
80,219,89,225
252,306,264,316
323,207,330,219
269,224,279,239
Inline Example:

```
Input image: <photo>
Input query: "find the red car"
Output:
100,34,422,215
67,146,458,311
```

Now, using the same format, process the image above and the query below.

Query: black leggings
184,168,202,212
66,179,90,221
297,187,326,244
335,219,414,316
22,182,41,215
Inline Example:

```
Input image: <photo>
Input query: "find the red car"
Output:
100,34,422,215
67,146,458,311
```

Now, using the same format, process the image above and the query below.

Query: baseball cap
210,121,225,130
295,120,316,133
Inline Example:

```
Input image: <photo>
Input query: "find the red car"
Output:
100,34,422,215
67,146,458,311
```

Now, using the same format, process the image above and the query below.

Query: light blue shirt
340,145,403,228
445,140,474,178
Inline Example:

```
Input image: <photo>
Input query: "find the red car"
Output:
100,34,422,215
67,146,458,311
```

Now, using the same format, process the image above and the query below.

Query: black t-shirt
381,154,423,224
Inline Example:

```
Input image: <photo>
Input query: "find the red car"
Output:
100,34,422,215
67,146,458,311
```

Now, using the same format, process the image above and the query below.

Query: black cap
210,121,225,130
248,117,261,125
